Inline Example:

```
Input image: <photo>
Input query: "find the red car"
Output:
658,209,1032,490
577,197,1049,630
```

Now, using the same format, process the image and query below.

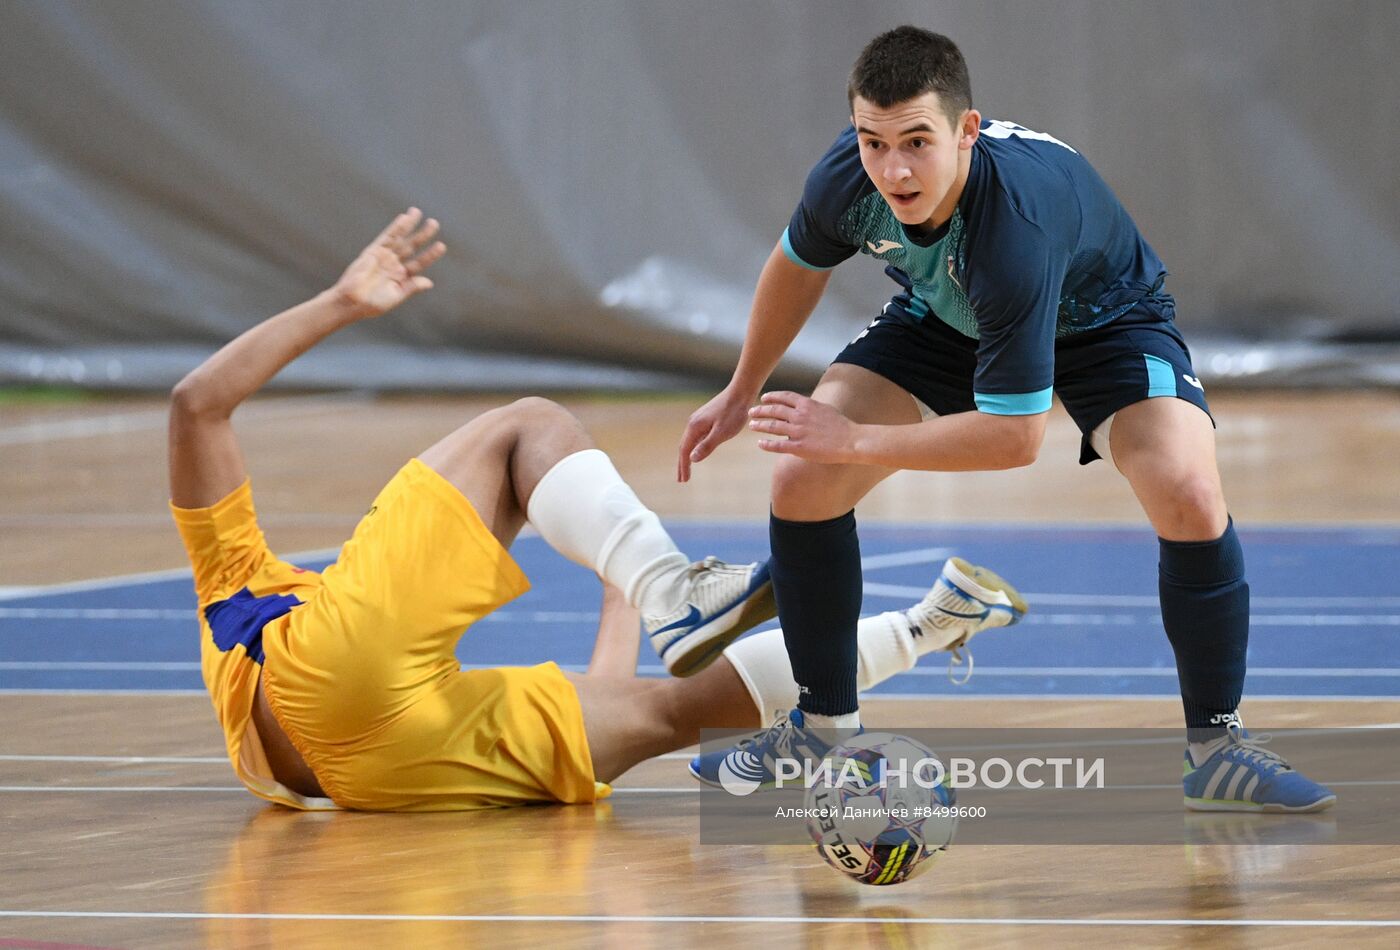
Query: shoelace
947,645,974,686
1225,725,1292,773
737,712,795,756
687,555,759,578
686,555,722,581
910,611,979,686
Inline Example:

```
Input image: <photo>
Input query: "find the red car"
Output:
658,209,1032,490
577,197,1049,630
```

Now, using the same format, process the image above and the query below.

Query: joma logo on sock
1209,712,1240,726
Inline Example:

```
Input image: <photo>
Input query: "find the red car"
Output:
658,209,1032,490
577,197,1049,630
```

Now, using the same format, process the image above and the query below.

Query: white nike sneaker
906,557,1028,683
645,557,776,677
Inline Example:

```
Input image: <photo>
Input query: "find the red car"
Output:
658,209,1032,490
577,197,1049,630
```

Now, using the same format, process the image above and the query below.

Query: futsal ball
803,732,957,886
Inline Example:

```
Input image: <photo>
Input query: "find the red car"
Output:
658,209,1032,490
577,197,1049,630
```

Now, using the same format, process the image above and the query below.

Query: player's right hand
333,207,446,319
677,387,753,482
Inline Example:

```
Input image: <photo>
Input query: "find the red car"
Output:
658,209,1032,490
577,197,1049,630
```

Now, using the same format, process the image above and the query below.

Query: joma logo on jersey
866,239,902,254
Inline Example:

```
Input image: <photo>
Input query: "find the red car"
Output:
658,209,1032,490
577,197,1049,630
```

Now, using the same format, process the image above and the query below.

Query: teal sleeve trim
974,387,1053,416
1144,354,1177,397
780,227,837,272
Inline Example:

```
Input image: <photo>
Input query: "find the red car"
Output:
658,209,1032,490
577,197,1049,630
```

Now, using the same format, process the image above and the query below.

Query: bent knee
770,455,874,520
771,456,829,518
507,395,571,421
1155,472,1228,540
464,397,579,442
495,396,577,430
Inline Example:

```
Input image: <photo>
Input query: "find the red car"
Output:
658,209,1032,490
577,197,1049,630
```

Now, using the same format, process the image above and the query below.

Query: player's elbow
1004,439,1040,469
170,371,226,421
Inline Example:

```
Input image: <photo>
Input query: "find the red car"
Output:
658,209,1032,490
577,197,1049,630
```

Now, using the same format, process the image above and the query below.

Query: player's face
851,93,980,230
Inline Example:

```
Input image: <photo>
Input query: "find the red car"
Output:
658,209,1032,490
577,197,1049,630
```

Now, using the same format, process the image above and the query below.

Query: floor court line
0,512,359,527
0,393,367,447
0,688,208,696
863,692,1400,703
859,546,953,569
0,910,1395,928
10,723,1397,766
2,512,1391,530
4,661,1397,678
861,583,1400,609
9,723,1393,767
0,583,1390,611
4,689,1397,702
0,754,228,763
0,786,246,793
8,605,1400,621
2,779,1396,794
0,548,342,603
5,524,1397,602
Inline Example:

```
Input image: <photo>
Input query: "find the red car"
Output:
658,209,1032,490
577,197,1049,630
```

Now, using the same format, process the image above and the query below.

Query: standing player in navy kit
683,27,1332,811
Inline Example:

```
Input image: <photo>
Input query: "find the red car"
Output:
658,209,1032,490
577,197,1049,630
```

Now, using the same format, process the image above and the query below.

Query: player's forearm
172,289,366,418
729,245,831,397
850,411,1046,472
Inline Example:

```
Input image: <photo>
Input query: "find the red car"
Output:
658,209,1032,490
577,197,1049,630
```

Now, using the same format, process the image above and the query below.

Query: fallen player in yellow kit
169,208,1025,811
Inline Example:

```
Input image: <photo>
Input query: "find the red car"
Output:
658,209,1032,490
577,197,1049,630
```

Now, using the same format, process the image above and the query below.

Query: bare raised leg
417,396,594,548
586,583,642,678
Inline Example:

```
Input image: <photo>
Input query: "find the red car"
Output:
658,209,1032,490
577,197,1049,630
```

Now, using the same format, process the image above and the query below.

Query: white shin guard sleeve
525,449,688,611
722,611,920,722
722,629,798,724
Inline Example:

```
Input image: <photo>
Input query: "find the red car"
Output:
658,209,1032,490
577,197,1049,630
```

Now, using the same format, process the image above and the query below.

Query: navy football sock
769,510,862,717
1159,518,1249,743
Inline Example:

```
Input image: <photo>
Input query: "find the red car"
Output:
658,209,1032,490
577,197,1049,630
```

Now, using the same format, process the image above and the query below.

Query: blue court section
3,523,1399,698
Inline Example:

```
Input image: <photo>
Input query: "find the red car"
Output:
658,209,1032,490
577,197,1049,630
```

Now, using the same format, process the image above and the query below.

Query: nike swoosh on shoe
652,605,702,635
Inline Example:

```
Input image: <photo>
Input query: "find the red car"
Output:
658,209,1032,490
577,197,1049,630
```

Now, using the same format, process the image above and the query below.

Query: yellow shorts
260,458,607,811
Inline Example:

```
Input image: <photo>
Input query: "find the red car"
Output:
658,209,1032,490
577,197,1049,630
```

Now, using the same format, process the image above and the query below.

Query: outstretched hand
334,208,447,318
677,387,752,482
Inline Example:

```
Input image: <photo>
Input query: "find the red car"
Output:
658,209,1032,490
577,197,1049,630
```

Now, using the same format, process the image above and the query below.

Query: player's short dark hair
847,26,972,124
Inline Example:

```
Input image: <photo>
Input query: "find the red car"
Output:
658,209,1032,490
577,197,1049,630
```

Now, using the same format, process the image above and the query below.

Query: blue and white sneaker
689,708,857,794
906,557,1028,684
646,557,776,677
1183,722,1336,813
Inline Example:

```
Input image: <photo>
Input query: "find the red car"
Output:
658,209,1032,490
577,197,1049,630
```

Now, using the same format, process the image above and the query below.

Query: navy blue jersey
783,121,1174,415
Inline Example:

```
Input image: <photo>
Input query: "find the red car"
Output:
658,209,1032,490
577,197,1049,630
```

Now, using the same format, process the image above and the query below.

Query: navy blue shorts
833,307,1213,465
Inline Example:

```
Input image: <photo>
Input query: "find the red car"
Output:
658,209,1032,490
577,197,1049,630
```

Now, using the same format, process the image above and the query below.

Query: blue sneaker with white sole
689,708,859,794
1183,722,1336,813
646,557,775,677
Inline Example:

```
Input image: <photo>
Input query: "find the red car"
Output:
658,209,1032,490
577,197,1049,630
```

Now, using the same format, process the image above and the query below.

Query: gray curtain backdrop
1,0,1397,390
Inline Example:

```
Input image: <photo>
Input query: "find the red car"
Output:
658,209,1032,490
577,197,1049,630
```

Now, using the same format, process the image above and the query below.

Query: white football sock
859,611,921,683
526,449,689,616
722,611,920,723
802,710,862,741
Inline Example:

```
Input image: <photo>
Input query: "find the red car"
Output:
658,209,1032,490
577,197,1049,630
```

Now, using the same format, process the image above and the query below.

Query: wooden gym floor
2,389,1399,948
